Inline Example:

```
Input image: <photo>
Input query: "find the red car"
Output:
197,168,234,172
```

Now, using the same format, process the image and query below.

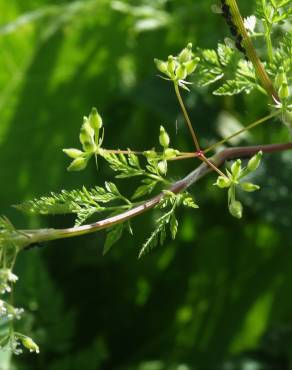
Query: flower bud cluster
63,108,103,171
154,43,200,89
143,126,180,176
214,151,262,218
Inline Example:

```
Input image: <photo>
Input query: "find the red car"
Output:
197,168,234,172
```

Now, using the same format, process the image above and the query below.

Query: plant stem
105,149,144,155
261,0,273,63
204,111,280,154
264,22,273,63
174,82,201,151
199,154,227,177
13,141,292,250
168,153,198,161
227,0,279,103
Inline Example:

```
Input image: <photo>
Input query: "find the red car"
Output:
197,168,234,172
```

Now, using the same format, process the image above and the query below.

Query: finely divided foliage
0,0,291,356
16,184,131,227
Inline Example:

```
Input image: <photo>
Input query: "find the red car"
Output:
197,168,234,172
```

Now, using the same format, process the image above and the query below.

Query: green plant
0,0,292,356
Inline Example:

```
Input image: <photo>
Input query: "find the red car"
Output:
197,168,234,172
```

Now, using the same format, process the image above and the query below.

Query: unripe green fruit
215,176,231,188
178,43,193,63
164,148,179,159
247,151,262,172
154,58,168,74
176,64,187,80
240,182,260,192
167,56,176,77
231,159,242,178
159,126,170,148
62,148,84,159
89,107,102,131
143,150,157,160
68,156,88,171
229,200,243,219
21,337,40,354
79,121,95,152
158,160,167,175
275,67,286,89
184,57,200,74
279,82,289,100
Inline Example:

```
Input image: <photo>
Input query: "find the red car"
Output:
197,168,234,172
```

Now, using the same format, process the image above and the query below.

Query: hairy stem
227,0,279,102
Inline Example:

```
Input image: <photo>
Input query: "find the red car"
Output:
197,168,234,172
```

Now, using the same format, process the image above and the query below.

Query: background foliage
0,0,292,369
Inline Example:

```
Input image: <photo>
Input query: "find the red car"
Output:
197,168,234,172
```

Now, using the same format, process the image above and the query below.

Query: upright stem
264,22,273,63
174,82,201,151
227,0,279,103
261,0,273,63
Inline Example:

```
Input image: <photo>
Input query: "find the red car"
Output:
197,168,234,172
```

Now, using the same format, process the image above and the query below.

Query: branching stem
199,154,227,178
14,141,292,250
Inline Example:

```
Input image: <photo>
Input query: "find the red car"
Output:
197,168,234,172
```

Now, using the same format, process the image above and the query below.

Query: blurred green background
0,0,292,369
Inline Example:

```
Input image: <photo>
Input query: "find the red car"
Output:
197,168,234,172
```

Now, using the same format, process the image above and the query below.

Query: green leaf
103,223,124,255
213,79,254,96
131,181,157,200
105,182,122,197
128,151,141,168
217,43,234,66
182,196,199,209
14,184,130,226
139,191,198,258
102,152,144,178
169,213,178,240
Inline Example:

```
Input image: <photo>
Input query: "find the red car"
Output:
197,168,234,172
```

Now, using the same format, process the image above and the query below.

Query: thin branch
174,82,201,151
227,0,279,103
204,111,280,154
14,141,292,250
